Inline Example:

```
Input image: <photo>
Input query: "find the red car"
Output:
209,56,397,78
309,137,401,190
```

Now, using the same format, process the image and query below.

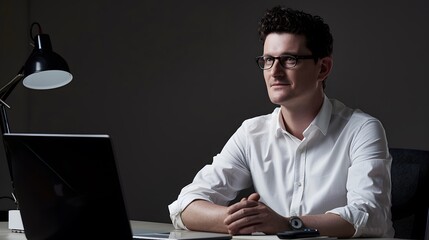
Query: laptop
3,133,232,240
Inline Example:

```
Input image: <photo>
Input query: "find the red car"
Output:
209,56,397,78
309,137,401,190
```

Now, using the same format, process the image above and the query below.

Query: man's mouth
271,81,291,87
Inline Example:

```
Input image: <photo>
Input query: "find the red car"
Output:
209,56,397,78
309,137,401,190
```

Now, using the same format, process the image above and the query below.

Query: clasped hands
223,192,288,235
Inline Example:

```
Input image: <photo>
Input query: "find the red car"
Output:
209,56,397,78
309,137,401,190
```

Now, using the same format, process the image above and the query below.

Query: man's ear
318,56,333,81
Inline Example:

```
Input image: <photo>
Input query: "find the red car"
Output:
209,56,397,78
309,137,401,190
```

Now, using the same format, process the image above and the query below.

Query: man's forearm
181,200,229,233
300,213,355,238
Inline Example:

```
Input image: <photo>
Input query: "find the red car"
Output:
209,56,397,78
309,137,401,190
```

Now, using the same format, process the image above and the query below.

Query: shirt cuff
326,207,368,237
168,200,189,230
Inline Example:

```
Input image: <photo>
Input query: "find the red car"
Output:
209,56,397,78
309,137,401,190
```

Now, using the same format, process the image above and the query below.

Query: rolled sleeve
168,199,189,230
327,206,368,237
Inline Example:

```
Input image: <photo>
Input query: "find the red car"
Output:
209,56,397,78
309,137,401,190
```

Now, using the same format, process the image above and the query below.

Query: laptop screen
3,133,133,240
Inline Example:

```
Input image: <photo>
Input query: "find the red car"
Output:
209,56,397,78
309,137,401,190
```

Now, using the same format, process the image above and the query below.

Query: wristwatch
289,216,304,230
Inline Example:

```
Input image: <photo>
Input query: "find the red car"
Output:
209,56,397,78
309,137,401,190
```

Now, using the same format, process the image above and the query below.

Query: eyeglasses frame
255,54,316,70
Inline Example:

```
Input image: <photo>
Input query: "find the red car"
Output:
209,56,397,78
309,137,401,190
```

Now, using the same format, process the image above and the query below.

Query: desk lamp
0,22,73,213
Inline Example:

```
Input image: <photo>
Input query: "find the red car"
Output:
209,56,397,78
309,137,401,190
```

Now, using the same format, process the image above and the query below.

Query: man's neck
280,95,324,140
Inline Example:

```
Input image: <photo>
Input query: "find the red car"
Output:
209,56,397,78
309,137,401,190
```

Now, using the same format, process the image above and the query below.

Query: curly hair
258,6,333,59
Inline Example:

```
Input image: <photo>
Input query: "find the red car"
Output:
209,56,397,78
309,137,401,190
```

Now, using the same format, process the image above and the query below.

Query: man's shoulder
329,98,382,131
330,98,377,120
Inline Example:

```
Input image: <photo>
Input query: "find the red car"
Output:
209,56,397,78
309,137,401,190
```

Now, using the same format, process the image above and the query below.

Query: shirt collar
274,108,284,138
274,94,333,138
305,94,332,136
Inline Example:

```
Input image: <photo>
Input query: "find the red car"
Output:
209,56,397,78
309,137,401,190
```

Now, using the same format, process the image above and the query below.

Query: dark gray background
1,0,428,223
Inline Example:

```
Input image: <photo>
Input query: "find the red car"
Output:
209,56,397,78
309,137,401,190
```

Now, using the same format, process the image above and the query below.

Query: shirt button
296,182,302,187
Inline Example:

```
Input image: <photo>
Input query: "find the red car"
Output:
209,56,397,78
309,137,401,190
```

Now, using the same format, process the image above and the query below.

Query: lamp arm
0,73,24,134
0,74,23,210
1,105,10,134
0,73,25,208
0,73,25,102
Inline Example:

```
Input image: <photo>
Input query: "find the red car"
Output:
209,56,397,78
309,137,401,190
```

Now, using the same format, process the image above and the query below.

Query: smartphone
277,228,320,239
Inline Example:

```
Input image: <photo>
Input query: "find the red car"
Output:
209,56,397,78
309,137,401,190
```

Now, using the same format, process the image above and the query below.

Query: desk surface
0,220,176,240
0,221,165,240
0,221,403,240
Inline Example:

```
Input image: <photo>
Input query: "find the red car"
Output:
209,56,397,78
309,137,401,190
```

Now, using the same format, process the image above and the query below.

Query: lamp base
8,210,24,233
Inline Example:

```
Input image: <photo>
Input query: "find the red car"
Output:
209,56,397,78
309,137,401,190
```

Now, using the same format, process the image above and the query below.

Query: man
168,6,394,238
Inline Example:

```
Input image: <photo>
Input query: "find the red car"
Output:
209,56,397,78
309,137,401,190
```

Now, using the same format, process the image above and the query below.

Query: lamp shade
22,34,72,90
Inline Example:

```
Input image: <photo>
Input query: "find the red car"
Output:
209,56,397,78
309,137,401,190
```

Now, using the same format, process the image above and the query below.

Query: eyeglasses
255,54,315,70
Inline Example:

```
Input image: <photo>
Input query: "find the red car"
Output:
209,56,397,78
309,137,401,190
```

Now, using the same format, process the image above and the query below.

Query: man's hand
223,193,288,235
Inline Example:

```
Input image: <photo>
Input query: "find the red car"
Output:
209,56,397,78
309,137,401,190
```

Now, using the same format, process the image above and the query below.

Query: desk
0,220,174,240
0,221,24,240
0,221,403,240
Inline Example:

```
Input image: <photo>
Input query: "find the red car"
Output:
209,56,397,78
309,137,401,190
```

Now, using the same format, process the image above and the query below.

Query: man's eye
281,56,294,62
264,57,274,62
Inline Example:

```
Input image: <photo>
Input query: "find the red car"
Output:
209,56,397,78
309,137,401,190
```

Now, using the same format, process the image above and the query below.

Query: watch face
290,216,304,229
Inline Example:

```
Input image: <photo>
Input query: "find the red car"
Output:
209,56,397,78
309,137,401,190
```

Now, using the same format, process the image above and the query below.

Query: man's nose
271,59,285,73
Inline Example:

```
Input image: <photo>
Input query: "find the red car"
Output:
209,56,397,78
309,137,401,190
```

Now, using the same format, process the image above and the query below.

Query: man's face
262,33,325,108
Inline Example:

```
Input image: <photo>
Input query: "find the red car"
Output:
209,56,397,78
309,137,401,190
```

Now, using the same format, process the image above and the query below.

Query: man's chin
269,95,289,105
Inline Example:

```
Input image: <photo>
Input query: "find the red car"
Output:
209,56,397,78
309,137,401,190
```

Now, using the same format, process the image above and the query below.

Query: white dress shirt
168,95,394,237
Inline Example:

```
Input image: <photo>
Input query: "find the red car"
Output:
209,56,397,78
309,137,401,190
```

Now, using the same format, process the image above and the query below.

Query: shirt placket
289,143,306,216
